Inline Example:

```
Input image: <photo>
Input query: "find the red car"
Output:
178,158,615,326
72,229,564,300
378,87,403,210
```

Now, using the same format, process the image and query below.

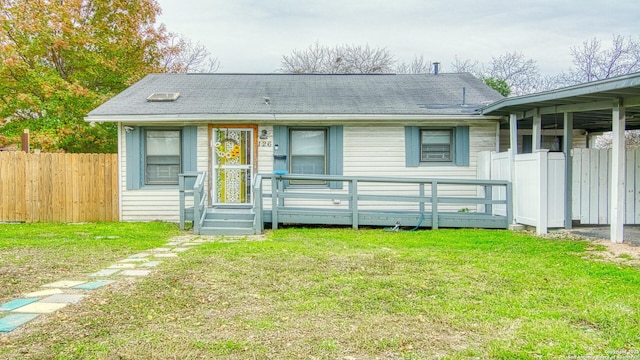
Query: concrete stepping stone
107,263,136,269
118,258,147,263
119,269,151,277
140,261,162,268
24,289,64,297
172,247,190,253
152,248,171,252
154,253,178,258
0,314,41,332
73,280,115,290
42,280,86,289
89,269,120,277
41,294,87,304
12,302,68,314
0,298,40,312
128,253,150,259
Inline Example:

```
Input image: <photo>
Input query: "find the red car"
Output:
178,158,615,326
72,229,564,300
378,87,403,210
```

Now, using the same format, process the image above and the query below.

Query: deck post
350,179,358,229
193,183,201,235
431,181,438,230
179,174,186,230
419,183,425,214
253,175,263,234
271,177,279,230
485,185,493,215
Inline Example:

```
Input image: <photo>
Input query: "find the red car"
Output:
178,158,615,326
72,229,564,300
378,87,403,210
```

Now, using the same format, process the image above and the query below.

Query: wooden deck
181,173,512,234
253,174,512,233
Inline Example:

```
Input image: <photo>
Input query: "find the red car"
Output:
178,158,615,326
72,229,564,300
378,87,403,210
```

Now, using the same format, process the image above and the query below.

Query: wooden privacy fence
0,152,118,222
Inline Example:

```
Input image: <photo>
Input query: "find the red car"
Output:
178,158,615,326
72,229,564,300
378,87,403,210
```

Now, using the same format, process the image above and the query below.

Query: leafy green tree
0,0,187,152
482,77,511,97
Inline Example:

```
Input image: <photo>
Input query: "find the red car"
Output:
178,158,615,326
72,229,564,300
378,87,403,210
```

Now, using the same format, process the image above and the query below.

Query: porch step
198,208,257,236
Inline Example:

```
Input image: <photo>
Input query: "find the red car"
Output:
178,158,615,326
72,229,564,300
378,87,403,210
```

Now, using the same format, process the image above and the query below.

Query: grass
0,222,181,303
1,227,639,359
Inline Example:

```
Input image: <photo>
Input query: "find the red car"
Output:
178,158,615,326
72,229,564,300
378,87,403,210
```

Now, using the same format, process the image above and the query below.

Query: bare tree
595,131,640,149
161,33,220,73
450,52,542,96
484,51,541,96
558,35,640,85
395,55,433,74
280,42,395,74
450,56,482,77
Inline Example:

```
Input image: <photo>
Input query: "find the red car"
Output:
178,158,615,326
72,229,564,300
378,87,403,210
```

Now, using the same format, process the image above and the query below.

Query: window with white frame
420,129,453,162
145,130,181,185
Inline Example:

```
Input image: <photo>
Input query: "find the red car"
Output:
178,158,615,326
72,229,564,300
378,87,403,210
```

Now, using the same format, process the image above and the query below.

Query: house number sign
258,140,272,148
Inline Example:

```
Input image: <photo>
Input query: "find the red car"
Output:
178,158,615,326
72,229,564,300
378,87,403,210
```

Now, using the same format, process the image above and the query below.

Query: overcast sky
156,0,640,75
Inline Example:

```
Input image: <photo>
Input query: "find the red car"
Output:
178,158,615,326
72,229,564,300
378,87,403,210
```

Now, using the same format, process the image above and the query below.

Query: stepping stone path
0,234,211,334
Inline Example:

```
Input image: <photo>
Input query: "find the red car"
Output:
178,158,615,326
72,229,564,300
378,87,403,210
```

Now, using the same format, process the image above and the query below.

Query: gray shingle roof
87,73,503,119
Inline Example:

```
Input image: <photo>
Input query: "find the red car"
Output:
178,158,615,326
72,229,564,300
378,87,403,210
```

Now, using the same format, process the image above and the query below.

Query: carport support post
509,113,518,224
610,100,626,243
563,112,573,229
532,110,542,151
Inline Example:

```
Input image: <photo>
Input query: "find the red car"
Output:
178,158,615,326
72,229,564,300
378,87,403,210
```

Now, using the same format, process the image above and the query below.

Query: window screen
145,130,181,185
420,129,453,162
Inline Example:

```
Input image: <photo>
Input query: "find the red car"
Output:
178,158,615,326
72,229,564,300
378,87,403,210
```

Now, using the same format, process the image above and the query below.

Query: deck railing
179,172,207,233
254,174,512,230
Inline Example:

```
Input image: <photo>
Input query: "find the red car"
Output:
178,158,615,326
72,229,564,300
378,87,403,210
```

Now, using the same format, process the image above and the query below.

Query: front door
212,127,254,206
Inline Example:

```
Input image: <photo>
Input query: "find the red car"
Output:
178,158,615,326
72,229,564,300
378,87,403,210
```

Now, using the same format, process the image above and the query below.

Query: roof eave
481,72,640,115
85,113,502,123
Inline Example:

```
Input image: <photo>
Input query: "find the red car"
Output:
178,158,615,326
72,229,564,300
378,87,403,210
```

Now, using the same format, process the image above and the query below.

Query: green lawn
0,222,180,302
1,226,639,359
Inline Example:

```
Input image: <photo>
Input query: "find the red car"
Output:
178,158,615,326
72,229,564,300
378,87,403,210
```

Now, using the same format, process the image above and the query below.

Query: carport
481,72,640,243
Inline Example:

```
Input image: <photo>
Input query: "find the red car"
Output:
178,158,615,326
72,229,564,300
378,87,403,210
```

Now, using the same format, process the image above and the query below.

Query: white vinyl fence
479,149,566,234
572,148,640,225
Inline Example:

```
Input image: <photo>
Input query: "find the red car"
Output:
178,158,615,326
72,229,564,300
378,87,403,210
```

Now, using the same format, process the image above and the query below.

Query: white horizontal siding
120,122,500,218
344,124,495,179
121,189,180,222
119,124,209,223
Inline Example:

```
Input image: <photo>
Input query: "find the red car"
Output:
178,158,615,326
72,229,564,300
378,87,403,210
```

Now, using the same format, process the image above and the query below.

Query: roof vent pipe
433,62,440,75
462,87,466,105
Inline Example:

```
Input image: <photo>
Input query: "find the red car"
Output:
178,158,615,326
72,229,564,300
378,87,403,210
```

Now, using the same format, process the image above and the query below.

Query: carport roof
481,72,640,132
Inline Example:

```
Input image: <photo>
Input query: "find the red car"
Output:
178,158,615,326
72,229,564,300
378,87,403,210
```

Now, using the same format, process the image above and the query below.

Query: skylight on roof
147,92,180,102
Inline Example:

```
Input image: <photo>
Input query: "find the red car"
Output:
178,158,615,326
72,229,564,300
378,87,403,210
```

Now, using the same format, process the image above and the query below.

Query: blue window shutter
182,126,198,172
328,126,344,189
405,126,420,167
126,126,142,190
455,126,470,166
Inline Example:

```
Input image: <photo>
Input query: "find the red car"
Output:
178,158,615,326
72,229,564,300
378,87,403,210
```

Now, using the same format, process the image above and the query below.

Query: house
86,73,513,234
86,72,640,241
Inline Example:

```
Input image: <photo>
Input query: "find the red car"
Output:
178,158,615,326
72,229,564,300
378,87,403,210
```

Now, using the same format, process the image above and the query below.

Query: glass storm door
212,128,253,205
